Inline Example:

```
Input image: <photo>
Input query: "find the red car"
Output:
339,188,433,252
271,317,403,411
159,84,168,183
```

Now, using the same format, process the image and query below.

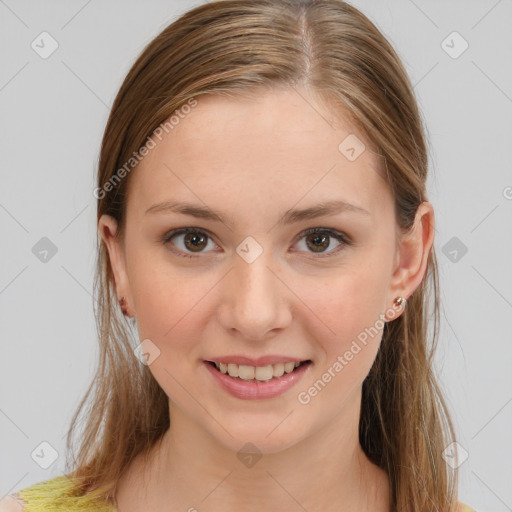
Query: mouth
205,360,312,383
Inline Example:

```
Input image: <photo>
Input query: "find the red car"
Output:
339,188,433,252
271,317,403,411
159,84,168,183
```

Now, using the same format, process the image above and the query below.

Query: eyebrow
145,199,370,226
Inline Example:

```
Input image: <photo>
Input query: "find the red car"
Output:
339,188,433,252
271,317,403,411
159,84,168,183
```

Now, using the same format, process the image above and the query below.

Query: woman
1,0,477,510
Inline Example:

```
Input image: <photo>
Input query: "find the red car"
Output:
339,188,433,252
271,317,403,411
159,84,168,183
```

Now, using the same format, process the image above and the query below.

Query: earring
119,296,129,316
393,296,407,308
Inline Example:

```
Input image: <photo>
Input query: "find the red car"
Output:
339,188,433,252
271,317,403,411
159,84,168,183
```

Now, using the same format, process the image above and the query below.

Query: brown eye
162,228,217,258
294,228,350,257
183,232,208,252
305,232,330,253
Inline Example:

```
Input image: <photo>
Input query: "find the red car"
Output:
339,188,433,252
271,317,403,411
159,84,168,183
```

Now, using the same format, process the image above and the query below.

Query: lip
204,355,309,366
203,360,312,400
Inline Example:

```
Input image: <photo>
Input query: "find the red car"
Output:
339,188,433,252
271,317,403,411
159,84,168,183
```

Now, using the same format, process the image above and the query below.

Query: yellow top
10,476,118,512
7,475,477,512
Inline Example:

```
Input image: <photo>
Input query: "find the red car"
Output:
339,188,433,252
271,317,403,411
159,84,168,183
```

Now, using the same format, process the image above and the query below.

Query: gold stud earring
393,296,407,308
119,296,129,316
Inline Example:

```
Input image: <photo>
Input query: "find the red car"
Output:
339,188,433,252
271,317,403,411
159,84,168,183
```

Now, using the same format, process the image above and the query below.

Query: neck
116,391,390,512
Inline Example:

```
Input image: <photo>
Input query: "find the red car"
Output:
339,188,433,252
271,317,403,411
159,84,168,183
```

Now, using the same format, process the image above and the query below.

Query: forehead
127,87,391,221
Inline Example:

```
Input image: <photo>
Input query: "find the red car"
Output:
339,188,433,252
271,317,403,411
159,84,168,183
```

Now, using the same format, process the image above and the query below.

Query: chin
208,417,310,457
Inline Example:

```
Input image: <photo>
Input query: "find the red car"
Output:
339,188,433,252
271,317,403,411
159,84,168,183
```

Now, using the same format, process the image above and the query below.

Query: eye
162,227,218,259
162,226,351,259
293,227,351,257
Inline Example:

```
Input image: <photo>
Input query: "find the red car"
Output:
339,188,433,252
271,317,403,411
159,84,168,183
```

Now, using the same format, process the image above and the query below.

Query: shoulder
0,494,25,512
1,475,116,512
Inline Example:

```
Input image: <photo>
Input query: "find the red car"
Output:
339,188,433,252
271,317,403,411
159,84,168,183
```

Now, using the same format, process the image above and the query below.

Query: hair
64,1,459,510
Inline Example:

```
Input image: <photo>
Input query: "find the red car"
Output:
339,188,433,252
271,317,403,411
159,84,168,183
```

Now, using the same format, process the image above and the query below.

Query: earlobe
98,214,133,316
387,201,435,314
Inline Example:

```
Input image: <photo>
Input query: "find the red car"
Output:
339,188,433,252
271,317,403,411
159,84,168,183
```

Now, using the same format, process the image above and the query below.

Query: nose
217,253,293,342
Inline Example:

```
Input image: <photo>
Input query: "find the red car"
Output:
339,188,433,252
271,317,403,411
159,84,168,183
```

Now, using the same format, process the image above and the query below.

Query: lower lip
203,361,311,400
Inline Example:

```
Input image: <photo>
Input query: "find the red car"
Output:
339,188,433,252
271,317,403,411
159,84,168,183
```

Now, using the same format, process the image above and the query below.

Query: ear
98,214,133,317
386,201,435,320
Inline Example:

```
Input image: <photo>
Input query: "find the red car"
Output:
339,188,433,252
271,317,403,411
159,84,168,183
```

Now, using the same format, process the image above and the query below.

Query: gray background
1,0,511,510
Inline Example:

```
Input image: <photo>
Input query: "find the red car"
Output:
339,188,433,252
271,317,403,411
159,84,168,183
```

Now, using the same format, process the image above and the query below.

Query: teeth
238,365,255,380
255,365,273,381
213,360,306,381
284,362,296,373
227,363,239,377
273,363,285,377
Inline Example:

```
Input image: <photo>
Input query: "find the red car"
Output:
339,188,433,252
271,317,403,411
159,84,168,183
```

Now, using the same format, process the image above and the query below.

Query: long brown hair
65,1,459,510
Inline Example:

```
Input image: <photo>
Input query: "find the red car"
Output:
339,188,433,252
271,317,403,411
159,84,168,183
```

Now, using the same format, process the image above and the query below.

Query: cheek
290,253,391,393
129,269,210,402
293,261,389,343
294,271,387,414
128,253,214,358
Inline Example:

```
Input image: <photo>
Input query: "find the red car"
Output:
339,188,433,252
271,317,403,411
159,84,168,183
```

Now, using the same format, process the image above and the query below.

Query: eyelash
161,227,352,259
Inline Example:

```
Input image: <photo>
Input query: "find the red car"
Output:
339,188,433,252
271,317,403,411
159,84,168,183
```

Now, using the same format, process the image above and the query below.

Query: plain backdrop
1,1,511,510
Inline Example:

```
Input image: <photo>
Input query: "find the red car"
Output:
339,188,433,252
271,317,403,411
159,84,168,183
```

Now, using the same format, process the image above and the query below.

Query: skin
99,86,435,512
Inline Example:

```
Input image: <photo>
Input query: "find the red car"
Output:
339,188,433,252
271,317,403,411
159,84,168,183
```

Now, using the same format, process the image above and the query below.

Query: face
99,87,432,454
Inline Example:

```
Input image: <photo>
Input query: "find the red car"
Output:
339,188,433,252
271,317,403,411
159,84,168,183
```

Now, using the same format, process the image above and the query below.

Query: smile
208,360,310,382
203,359,312,400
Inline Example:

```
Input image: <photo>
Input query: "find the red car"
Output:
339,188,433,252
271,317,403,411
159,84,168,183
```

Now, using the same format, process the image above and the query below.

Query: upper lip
205,355,310,367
